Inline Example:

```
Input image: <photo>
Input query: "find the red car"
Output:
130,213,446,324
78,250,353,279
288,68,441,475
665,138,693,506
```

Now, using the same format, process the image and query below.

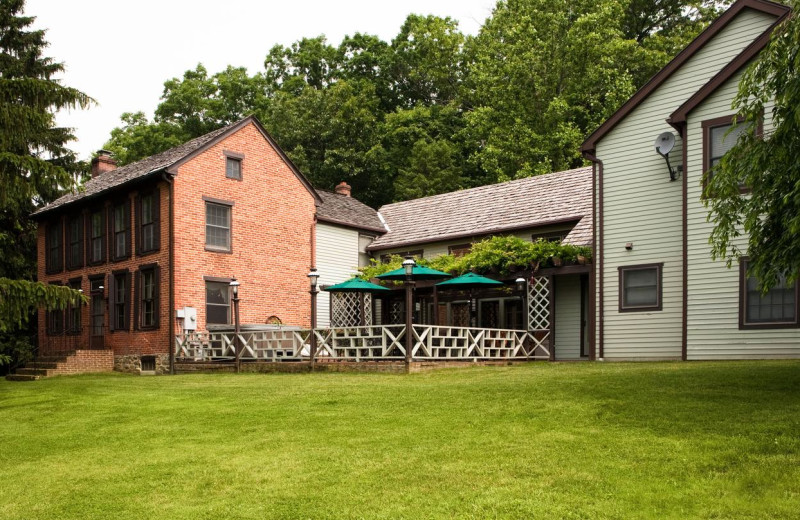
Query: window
740,260,799,328
110,200,131,260
380,250,423,263
66,215,83,270
67,278,82,334
47,282,64,334
206,281,231,324
45,220,63,273
136,191,160,255
532,232,567,243
109,270,131,331
702,115,755,192
205,201,231,251
136,265,159,329
448,244,471,257
619,264,662,312
88,208,106,264
225,154,242,180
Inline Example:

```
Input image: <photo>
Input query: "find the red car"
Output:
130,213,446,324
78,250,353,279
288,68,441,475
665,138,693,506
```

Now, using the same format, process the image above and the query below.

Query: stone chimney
335,181,352,197
91,150,117,179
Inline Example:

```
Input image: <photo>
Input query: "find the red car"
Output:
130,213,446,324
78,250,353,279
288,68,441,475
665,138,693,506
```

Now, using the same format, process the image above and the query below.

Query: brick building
31,116,320,373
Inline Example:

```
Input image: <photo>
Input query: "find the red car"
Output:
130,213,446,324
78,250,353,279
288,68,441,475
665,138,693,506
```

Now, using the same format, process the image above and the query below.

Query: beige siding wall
315,223,362,328
686,71,800,359
595,9,776,359
554,275,583,360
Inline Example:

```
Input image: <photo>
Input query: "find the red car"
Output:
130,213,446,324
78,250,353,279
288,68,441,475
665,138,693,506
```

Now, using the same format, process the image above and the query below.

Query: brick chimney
335,181,351,197
91,150,117,179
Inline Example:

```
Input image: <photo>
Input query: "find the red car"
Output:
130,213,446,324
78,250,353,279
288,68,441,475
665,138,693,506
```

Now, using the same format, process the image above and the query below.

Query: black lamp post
402,257,416,364
230,277,241,373
516,277,527,331
308,268,320,365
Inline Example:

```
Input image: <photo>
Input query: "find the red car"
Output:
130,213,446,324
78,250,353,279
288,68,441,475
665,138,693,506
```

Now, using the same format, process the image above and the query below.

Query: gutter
582,152,603,361
162,171,176,375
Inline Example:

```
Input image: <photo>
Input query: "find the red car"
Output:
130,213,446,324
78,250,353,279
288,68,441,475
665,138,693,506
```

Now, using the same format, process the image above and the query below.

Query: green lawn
1,361,799,519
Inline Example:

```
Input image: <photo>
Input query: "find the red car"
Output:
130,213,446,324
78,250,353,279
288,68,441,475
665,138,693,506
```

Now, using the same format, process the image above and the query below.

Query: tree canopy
706,3,800,291
104,0,725,208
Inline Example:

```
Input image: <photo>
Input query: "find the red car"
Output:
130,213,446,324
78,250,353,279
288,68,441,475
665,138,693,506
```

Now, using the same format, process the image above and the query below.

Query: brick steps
5,350,114,381
5,374,40,382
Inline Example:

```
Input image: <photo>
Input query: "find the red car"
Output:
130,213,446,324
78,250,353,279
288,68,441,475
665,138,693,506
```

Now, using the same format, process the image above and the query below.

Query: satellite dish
655,132,675,156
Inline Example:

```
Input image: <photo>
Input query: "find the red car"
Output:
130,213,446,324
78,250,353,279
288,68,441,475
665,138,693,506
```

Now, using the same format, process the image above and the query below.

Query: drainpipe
162,172,176,375
582,152,603,361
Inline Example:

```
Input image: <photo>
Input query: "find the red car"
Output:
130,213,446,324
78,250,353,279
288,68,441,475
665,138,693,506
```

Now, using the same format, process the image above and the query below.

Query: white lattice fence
331,292,373,327
527,276,552,358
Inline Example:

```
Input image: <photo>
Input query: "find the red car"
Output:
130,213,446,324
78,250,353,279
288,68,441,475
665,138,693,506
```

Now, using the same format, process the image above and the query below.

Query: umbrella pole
405,277,414,364
469,288,475,328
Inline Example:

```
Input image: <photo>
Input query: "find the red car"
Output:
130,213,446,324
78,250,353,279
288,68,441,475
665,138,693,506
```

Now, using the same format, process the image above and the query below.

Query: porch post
231,278,241,373
308,269,319,366
403,257,416,364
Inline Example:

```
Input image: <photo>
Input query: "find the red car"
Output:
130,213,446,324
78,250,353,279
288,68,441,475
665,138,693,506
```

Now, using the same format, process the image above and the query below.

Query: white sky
26,0,497,161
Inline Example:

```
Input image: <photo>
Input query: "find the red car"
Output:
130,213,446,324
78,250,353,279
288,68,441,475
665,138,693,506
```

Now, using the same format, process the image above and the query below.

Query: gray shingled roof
369,167,593,251
316,191,385,232
32,119,251,217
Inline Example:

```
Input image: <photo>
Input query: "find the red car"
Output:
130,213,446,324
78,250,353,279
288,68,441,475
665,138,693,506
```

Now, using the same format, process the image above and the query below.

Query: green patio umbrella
323,278,390,293
376,265,452,281
436,272,504,328
435,272,503,289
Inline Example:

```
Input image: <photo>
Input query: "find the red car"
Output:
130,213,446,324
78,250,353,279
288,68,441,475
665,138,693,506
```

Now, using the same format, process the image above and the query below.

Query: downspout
162,172,176,375
583,152,603,360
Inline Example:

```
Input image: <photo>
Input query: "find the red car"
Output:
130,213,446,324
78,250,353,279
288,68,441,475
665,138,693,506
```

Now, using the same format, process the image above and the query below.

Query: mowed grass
1,362,799,519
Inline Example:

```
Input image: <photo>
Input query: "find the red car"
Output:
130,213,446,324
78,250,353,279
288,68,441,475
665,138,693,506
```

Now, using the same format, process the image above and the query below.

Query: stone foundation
114,354,170,375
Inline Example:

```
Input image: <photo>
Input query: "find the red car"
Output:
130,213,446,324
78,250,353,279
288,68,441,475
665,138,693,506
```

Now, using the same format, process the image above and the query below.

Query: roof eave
316,216,387,234
367,216,585,252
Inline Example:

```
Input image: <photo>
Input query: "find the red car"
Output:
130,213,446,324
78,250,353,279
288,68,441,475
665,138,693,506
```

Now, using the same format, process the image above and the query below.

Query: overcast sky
25,0,497,161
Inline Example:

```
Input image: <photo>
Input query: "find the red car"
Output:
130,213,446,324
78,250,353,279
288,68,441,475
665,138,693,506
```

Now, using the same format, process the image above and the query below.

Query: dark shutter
124,199,132,259
84,212,92,265
124,271,131,330
134,269,141,331
135,195,142,255
108,274,116,332
152,189,161,251
107,205,114,261
100,207,107,263
153,265,160,328
76,215,84,268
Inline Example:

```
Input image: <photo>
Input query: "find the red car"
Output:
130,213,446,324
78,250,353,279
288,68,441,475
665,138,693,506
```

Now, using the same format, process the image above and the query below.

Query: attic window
224,151,244,180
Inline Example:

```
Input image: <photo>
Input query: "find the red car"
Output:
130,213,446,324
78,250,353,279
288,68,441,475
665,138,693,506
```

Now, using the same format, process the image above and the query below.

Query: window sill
205,246,232,254
619,305,662,313
739,321,799,330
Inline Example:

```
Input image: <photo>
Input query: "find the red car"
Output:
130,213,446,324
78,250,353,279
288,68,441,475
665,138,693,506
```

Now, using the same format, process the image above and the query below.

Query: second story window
45,220,63,274
66,215,83,270
205,200,231,252
110,200,131,261
137,191,160,255
88,209,106,264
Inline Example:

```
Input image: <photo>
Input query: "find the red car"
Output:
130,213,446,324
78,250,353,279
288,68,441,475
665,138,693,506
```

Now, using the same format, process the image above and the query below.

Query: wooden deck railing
175,325,550,362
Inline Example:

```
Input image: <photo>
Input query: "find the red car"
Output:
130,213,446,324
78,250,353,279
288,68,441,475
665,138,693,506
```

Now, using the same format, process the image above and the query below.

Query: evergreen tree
0,0,92,365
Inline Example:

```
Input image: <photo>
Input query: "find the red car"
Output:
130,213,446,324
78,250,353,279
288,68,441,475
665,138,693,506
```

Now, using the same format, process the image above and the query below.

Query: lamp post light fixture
308,268,320,364
230,277,241,373
402,257,416,364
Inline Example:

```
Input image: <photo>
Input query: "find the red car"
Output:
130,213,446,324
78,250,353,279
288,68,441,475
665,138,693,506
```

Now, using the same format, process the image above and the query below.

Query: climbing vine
359,236,592,280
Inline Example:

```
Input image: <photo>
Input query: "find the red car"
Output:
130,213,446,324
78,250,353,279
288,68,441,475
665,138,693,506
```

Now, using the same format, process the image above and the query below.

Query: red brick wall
172,121,317,331
37,181,172,356
48,349,115,376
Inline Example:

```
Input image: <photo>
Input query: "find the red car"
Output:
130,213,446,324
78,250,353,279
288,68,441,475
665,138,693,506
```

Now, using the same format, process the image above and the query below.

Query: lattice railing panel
528,276,550,331
331,292,362,327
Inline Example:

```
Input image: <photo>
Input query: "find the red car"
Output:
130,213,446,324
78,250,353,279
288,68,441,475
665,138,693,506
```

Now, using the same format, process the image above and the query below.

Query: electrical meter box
181,307,197,331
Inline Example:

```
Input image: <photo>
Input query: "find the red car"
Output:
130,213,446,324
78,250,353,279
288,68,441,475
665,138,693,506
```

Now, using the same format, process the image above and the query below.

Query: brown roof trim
580,0,789,154
316,215,386,234
165,115,322,204
366,216,583,252
668,8,789,126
